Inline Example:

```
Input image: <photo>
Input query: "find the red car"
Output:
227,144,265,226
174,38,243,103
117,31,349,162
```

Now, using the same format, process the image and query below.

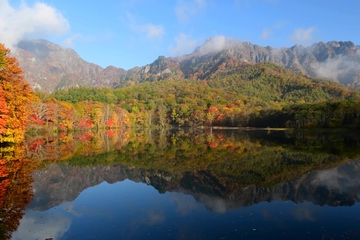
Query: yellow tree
0,44,33,143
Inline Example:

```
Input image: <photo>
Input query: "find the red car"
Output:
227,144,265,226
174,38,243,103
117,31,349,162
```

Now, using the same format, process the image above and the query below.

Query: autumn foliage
28,98,131,132
0,44,33,143
0,86,8,135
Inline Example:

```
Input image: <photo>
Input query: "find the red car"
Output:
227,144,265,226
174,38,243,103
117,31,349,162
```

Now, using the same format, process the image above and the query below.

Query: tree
205,106,220,126
0,49,5,69
0,87,8,135
0,44,33,143
157,102,168,128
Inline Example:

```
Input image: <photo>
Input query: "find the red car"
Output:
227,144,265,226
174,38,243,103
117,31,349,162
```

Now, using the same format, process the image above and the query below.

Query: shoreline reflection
4,129,360,239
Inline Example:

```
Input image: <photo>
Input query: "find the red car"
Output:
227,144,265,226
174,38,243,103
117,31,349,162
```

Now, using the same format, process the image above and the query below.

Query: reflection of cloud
0,0,69,49
169,192,199,215
292,206,315,222
144,211,165,225
316,168,348,192
170,191,228,214
12,210,71,240
262,208,271,219
61,202,83,217
198,195,227,213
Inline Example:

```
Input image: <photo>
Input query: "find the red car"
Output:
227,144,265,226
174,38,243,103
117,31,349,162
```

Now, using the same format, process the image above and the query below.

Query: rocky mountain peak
12,38,360,92
14,39,126,92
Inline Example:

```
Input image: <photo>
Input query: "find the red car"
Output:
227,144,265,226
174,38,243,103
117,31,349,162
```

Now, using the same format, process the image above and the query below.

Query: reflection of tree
24,128,132,162
49,129,360,190
0,145,40,239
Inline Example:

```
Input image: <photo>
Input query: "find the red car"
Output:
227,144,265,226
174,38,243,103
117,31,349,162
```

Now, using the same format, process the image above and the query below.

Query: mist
315,55,360,82
197,35,241,55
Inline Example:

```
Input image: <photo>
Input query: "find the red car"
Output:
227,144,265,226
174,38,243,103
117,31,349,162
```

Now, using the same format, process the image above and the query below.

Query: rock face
178,39,360,85
15,39,126,93
29,159,360,212
124,39,360,88
15,38,360,92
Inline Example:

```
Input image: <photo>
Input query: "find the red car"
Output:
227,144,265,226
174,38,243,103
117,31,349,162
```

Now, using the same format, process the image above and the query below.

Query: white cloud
62,33,82,47
62,31,113,48
261,21,287,41
169,33,198,56
289,27,315,44
175,0,207,22
262,28,271,40
234,0,251,10
200,35,227,54
141,24,164,39
197,35,241,55
131,23,164,40
127,13,164,40
0,0,69,49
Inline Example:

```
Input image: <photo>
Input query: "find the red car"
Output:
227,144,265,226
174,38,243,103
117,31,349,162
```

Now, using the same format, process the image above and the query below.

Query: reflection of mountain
30,159,360,212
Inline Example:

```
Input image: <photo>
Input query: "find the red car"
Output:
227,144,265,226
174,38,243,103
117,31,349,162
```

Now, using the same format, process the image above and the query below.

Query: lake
2,128,360,239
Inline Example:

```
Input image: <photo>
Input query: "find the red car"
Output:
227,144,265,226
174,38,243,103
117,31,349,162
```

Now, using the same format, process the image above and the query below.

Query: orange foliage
0,86,8,134
0,44,33,142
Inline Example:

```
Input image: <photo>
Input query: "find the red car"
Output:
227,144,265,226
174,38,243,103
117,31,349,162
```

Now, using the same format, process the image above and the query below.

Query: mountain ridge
14,39,126,92
13,37,360,92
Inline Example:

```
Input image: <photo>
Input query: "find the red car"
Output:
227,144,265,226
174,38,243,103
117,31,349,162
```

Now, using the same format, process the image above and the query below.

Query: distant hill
15,39,126,93
14,38,360,92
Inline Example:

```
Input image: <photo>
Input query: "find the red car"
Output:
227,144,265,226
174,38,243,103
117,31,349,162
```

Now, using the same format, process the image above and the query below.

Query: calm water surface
3,129,360,239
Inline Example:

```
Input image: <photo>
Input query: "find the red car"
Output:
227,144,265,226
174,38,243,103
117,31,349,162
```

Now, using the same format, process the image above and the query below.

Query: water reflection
3,129,360,239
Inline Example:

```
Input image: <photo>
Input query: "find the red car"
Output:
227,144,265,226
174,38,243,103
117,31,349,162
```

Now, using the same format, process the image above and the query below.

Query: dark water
4,129,360,239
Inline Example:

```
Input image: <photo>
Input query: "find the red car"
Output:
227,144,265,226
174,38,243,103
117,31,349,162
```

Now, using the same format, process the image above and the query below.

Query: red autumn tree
0,44,33,143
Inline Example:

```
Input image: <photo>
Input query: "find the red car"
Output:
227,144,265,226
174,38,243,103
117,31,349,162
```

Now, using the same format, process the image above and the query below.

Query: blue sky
1,0,359,69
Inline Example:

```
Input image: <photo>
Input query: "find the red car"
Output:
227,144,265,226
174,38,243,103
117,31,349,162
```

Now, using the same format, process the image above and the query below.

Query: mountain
14,38,360,92
131,37,360,87
15,39,126,93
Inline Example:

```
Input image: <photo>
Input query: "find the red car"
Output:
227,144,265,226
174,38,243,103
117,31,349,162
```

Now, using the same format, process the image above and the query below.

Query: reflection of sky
13,179,360,240
168,192,201,215
12,209,71,240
